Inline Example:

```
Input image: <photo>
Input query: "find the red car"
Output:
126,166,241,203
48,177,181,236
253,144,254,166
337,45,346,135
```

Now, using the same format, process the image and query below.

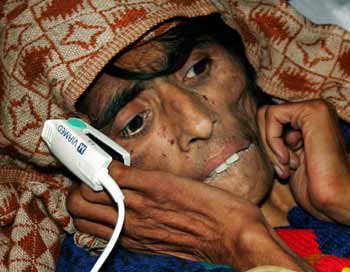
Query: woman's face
78,38,273,204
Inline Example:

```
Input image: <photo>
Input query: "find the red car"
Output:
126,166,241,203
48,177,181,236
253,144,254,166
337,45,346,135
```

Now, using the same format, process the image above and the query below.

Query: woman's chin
204,145,273,203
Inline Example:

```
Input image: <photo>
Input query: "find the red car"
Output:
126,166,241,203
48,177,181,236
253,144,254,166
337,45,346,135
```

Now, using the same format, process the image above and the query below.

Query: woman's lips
204,144,256,183
202,140,251,179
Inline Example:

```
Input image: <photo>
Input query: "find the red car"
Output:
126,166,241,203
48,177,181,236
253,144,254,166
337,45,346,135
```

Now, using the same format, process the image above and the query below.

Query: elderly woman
0,1,349,272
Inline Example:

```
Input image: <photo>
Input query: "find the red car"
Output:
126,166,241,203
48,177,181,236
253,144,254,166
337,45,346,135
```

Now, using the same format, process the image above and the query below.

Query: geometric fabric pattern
277,206,350,272
0,161,75,271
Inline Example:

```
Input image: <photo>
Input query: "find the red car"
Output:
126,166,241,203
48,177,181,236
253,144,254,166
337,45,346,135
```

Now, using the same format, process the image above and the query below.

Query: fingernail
274,165,284,177
290,157,298,169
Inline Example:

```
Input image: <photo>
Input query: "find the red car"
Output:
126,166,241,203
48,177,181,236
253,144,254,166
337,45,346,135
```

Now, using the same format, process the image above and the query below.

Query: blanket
277,207,350,272
55,206,350,272
57,236,233,272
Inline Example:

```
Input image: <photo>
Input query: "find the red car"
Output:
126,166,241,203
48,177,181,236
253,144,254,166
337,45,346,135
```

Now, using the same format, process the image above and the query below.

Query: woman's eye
120,112,148,138
185,58,211,79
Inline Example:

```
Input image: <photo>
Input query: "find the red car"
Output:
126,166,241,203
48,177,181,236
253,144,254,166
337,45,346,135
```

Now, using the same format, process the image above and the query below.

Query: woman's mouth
204,143,255,183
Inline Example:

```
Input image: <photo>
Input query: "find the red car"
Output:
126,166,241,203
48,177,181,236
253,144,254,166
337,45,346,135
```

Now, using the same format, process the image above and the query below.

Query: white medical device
41,118,130,272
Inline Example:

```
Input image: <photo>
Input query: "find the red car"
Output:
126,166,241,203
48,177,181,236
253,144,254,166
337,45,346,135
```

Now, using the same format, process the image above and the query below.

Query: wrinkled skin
258,101,350,224
67,35,349,271
78,39,273,202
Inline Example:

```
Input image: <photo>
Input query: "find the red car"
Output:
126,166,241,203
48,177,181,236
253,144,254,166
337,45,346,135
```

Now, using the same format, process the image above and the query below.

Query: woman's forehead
113,19,186,69
113,40,169,74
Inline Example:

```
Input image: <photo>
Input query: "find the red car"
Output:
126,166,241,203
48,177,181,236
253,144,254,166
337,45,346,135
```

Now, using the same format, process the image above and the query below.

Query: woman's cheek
130,155,146,168
122,132,172,170
129,149,171,170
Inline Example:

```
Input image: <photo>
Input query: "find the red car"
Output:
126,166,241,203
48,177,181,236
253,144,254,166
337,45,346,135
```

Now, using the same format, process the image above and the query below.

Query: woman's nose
159,82,216,151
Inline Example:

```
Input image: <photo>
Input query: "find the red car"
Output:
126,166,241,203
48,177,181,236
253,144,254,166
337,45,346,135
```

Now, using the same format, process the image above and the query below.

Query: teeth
226,153,239,164
208,171,216,178
214,162,229,174
206,144,254,181
209,152,240,176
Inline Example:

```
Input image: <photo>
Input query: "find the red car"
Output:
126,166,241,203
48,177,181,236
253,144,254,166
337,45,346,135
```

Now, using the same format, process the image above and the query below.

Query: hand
258,99,350,224
67,163,311,270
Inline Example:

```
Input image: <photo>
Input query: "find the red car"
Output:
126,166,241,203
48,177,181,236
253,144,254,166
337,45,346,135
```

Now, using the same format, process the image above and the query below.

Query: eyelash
119,110,151,138
185,57,211,80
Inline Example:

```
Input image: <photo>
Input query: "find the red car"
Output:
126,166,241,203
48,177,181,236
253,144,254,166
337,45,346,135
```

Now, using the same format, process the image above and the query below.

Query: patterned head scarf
0,1,349,271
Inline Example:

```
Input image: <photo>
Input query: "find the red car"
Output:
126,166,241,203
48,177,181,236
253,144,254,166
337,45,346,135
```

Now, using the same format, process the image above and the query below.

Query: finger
122,189,157,212
79,183,114,204
265,105,291,166
123,212,205,249
258,106,290,178
110,159,256,218
73,218,113,240
288,150,300,170
257,106,271,155
109,160,197,198
120,235,197,261
108,161,151,191
284,130,303,151
257,106,285,175
284,130,302,169
124,189,198,218
141,209,212,238
67,188,118,226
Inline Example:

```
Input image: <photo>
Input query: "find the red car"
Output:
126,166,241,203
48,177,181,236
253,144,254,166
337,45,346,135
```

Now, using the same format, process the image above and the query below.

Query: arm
257,99,350,224
67,163,313,271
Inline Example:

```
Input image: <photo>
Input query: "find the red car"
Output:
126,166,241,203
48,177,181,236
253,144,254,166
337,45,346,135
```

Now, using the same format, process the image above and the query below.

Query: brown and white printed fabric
0,0,349,271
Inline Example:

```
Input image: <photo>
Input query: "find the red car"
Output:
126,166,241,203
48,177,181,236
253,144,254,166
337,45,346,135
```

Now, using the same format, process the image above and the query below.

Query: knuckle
72,219,94,235
264,105,273,116
80,184,99,202
109,160,127,180
311,187,338,211
309,99,331,113
72,218,84,230
257,105,267,118
264,104,277,121
66,189,84,216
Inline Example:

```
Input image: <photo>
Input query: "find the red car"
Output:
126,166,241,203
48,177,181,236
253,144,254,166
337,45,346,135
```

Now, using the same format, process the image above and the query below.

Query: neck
261,179,297,227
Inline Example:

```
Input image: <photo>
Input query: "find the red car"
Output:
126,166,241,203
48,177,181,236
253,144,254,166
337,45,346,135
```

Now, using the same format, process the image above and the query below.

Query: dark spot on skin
130,156,144,167
170,139,175,145
202,95,208,101
158,126,167,138
162,153,167,158
130,149,134,154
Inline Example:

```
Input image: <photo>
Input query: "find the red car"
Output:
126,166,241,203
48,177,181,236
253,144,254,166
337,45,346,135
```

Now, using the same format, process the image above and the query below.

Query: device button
68,118,87,130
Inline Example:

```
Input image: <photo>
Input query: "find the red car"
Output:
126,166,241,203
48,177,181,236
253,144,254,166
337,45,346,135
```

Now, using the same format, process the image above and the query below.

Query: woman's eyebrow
95,82,145,129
